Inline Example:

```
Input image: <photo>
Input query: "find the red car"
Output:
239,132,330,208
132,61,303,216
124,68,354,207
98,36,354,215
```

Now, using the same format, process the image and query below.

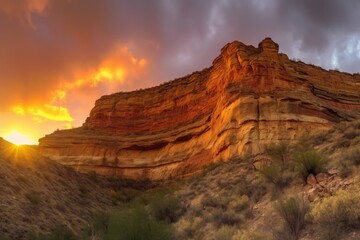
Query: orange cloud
10,44,149,132
13,104,73,122
57,45,147,92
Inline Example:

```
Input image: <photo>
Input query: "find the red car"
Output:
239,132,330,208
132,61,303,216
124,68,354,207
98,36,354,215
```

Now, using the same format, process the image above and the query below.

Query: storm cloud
0,0,359,142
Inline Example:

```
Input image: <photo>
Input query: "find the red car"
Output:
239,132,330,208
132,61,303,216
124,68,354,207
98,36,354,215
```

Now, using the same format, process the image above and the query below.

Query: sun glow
3,130,37,146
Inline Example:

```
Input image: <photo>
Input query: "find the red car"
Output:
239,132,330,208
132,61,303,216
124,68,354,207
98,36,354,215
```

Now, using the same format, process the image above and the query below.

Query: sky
1,0,360,145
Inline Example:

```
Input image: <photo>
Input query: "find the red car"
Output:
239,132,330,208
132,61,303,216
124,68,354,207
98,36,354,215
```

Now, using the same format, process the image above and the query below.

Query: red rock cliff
39,38,360,180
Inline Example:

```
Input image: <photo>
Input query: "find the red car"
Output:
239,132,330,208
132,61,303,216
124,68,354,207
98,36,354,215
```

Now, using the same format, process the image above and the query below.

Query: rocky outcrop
39,38,360,180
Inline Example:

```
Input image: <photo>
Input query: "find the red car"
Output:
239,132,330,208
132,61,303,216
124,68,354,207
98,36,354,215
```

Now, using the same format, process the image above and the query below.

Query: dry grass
1,120,360,239
0,140,118,239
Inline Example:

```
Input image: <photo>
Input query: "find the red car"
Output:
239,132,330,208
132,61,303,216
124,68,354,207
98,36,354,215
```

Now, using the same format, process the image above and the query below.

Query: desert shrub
28,226,77,240
91,212,111,235
258,164,292,189
25,191,41,205
175,217,202,239
259,164,281,185
212,208,242,227
148,192,183,223
232,229,267,240
260,143,296,189
201,194,220,208
214,225,236,240
311,186,360,239
293,150,326,179
0,233,9,240
228,195,250,212
266,142,290,170
343,147,360,166
105,205,173,240
275,197,309,239
238,177,268,202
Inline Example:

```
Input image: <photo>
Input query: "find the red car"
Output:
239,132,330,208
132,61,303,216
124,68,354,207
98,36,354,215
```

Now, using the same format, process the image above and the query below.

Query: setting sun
3,130,37,146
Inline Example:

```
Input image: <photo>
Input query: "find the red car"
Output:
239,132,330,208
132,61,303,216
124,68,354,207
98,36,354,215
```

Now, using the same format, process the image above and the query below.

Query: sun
3,130,37,146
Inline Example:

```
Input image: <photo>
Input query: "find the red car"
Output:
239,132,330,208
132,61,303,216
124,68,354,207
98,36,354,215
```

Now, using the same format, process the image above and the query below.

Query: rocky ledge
39,38,360,180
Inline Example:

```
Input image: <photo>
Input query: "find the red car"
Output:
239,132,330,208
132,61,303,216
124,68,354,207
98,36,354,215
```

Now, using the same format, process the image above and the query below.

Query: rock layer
39,38,360,180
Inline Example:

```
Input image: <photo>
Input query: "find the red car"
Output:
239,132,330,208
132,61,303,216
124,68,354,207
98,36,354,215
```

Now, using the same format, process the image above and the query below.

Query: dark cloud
0,0,359,141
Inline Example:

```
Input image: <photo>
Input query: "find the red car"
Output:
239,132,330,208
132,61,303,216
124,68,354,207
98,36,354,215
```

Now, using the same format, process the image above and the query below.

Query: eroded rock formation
39,38,360,180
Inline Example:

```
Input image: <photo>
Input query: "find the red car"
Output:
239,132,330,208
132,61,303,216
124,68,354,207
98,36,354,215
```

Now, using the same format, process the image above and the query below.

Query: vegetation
266,142,290,170
293,149,326,179
101,205,173,240
28,227,77,240
2,121,360,239
312,186,360,239
274,197,309,239
25,191,41,205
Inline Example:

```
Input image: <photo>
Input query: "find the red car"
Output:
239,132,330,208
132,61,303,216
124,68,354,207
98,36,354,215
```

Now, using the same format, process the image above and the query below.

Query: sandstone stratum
39,38,360,180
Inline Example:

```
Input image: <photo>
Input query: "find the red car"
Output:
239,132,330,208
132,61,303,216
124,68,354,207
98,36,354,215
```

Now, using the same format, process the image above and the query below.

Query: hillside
38,38,360,180
0,138,128,239
1,122,359,239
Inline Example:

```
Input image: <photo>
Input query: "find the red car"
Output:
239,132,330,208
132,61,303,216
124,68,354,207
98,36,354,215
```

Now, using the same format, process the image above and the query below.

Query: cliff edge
39,38,360,180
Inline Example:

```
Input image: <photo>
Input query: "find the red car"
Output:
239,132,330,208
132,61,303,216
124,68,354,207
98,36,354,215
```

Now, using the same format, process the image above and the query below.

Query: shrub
293,150,326,179
258,164,292,189
228,195,250,212
214,225,236,240
105,205,173,240
212,208,242,227
275,197,309,239
232,229,266,240
266,142,290,170
311,186,360,239
175,217,202,239
201,194,220,208
91,212,110,234
343,147,360,166
25,191,41,205
149,193,183,223
259,164,281,185
28,226,77,240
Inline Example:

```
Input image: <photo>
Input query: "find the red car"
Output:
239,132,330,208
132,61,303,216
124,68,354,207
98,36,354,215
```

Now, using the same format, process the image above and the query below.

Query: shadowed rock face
39,38,360,180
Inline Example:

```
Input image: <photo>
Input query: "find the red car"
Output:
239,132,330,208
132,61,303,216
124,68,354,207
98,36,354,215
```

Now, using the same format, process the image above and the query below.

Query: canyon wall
39,38,360,180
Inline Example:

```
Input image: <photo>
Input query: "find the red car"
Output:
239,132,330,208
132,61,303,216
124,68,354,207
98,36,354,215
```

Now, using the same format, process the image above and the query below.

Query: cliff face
39,38,360,180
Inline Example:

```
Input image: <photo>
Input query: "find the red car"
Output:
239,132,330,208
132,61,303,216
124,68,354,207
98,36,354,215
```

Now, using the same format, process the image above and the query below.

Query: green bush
148,193,183,223
105,205,173,240
25,191,41,205
28,227,77,240
293,150,326,179
311,186,360,239
266,142,290,170
258,164,292,189
259,164,281,185
275,197,309,239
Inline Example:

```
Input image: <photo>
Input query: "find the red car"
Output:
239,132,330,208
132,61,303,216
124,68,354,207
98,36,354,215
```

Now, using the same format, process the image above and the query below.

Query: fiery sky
1,0,360,144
